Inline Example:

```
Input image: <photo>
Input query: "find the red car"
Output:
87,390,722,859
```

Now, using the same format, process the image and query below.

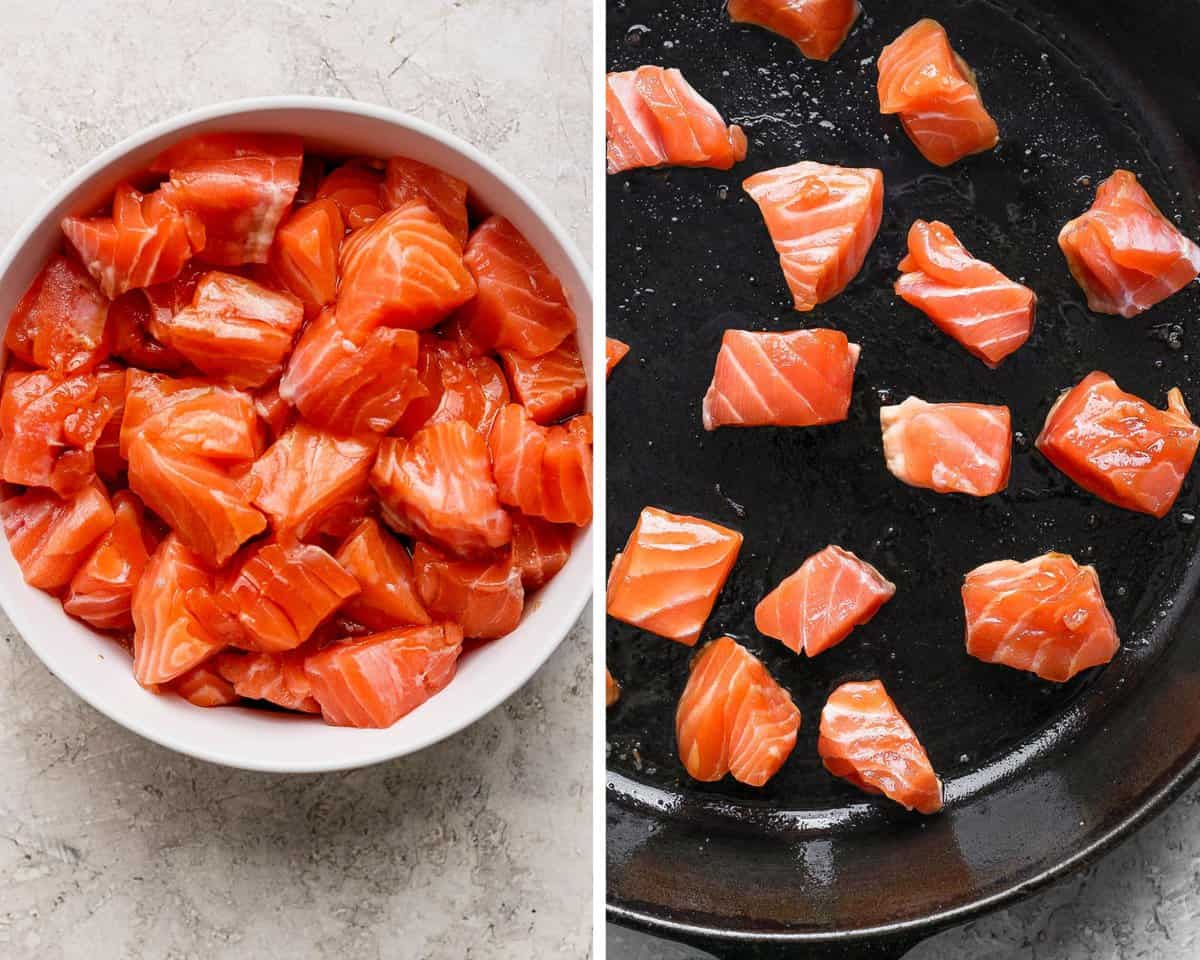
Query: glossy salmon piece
155,133,303,265
92,365,127,485
743,162,883,311
440,309,492,358
896,220,1035,366
6,255,110,376
315,160,384,230
880,396,1012,497
877,19,999,167
2,482,115,591
214,647,320,713
962,551,1120,682
606,66,748,174
149,271,305,388
334,517,431,631
131,534,221,686
194,539,359,652
63,491,157,631
279,308,422,434
1058,169,1200,318
819,679,943,813
1035,372,1200,517
606,669,621,707
607,506,742,646
121,370,263,463
488,404,592,526
605,337,629,378
61,183,201,299
499,334,588,424
370,421,512,556
456,216,576,358
304,623,464,728
391,337,506,437
167,663,240,707
382,157,470,247
336,201,476,340
108,289,187,372
510,514,573,590
128,435,267,567
727,0,860,60
413,542,524,640
0,370,114,495
249,422,378,538
676,636,800,786
755,545,895,656
269,197,343,313
702,328,860,429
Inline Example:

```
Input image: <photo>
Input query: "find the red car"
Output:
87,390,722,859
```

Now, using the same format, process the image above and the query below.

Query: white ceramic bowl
0,96,593,772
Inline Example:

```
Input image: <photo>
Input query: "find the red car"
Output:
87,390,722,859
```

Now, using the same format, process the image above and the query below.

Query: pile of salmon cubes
0,133,591,728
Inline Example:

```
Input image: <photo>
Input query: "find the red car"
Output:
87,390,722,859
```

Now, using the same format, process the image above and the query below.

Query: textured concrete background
0,1,592,958
609,781,1200,958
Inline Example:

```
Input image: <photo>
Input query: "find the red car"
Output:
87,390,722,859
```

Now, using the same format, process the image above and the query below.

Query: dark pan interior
606,0,1200,945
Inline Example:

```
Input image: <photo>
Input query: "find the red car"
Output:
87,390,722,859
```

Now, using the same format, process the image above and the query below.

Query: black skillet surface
606,0,1200,954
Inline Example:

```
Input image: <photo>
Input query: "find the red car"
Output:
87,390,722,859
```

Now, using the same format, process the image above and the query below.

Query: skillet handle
669,931,925,959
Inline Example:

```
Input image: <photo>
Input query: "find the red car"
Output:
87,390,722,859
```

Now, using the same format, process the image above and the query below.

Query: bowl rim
0,95,593,773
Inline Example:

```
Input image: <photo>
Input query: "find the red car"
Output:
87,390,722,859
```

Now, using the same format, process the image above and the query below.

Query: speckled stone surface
609,782,1200,958
0,2,592,957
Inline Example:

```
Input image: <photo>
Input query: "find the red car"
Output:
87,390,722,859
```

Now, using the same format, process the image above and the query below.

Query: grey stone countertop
609,780,1200,958
0,1,592,957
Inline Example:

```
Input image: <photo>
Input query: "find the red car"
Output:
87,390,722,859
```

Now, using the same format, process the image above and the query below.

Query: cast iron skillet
605,0,1200,955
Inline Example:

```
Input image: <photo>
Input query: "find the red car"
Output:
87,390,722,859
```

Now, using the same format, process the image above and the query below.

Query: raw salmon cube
336,201,476,340
456,216,575,358
279,308,422,435
155,133,303,265
316,160,384,230
61,183,201,299
107,289,187,372
391,337,508,438
304,623,463,728
6,254,110,376
1058,169,1200,318
382,157,469,246
150,271,305,389
1036,372,1200,518
755,545,895,656
371,422,512,557
214,647,321,713
63,490,158,631
676,636,800,786
166,662,240,707
509,514,574,591
2,482,115,591
963,551,1119,683
606,67,748,174
0,369,114,495
499,334,588,425
413,541,524,640
121,370,264,464
877,19,998,167
131,534,221,686
249,422,377,539
606,506,742,646
880,397,1012,497
605,337,629,378
334,517,431,631
727,0,860,61
128,435,267,567
269,197,343,313
743,162,883,311
488,404,592,526
200,540,360,653
819,679,943,813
